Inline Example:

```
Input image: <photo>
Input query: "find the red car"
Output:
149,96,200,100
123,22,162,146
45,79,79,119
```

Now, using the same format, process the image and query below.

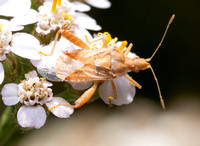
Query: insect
43,14,175,110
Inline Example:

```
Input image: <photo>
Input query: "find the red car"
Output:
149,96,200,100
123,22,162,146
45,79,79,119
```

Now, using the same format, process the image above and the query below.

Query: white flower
99,75,136,105
0,19,24,84
1,71,74,129
36,1,101,35
0,0,37,26
47,0,111,9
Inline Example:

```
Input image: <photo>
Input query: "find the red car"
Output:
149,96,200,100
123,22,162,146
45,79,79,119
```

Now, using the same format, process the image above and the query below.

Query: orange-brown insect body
55,47,150,82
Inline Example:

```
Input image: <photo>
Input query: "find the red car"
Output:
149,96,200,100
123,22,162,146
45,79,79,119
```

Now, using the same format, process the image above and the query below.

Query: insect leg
85,35,107,48
48,81,99,110
39,29,63,56
62,30,90,49
107,80,118,108
71,81,99,108
108,96,114,108
123,74,142,89
110,80,117,99
124,43,133,55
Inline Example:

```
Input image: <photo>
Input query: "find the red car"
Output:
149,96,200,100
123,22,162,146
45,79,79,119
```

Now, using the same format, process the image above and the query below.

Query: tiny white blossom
1,71,74,129
36,1,101,35
0,19,24,84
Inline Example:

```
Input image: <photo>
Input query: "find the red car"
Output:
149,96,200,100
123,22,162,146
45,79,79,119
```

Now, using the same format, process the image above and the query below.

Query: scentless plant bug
43,14,175,110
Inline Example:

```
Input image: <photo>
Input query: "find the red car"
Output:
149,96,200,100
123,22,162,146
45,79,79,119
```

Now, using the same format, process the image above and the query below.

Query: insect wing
55,48,115,82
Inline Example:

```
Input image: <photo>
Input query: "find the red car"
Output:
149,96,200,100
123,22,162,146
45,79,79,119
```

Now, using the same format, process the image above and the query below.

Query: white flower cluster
0,0,138,129
1,71,73,129
18,77,53,106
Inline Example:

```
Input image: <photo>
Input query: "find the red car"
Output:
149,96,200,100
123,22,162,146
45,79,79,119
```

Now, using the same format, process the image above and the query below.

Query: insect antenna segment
145,14,175,110
147,14,175,62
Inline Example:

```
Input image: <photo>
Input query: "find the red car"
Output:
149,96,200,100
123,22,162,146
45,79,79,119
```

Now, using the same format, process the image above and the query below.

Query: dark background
88,0,200,106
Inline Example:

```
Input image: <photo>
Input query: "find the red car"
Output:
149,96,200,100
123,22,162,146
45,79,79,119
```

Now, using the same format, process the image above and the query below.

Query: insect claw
108,96,114,108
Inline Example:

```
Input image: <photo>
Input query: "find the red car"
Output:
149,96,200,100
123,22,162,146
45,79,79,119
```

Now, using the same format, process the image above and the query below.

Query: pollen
108,96,114,100
61,12,72,21
119,41,128,50
0,24,4,31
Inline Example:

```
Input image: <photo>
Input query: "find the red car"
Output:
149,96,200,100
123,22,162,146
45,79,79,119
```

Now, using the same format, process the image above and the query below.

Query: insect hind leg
49,81,99,109
71,81,99,108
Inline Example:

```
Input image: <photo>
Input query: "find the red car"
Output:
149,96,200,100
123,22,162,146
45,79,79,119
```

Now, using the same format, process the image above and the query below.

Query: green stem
0,106,19,146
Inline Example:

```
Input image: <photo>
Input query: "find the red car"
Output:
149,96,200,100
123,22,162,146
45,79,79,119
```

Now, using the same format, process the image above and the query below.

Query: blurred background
3,0,200,145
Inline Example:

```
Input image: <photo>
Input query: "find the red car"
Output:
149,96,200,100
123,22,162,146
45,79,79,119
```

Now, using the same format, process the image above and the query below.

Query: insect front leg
84,35,107,47
39,29,64,56
123,74,142,89
62,30,89,49
123,43,133,55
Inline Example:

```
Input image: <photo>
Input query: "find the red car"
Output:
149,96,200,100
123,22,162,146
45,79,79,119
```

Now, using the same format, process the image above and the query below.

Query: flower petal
99,75,136,106
127,52,137,59
46,97,74,118
25,70,38,79
0,62,4,84
0,0,31,17
74,26,93,44
17,105,46,129
76,12,101,31
1,83,19,105
69,81,93,90
85,0,111,9
71,2,91,12
11,33,42,60
0,19,24,31
10,9,38,26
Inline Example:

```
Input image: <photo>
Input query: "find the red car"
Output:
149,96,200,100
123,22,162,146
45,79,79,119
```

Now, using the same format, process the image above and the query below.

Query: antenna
149,65,165,110
148,14,175,61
